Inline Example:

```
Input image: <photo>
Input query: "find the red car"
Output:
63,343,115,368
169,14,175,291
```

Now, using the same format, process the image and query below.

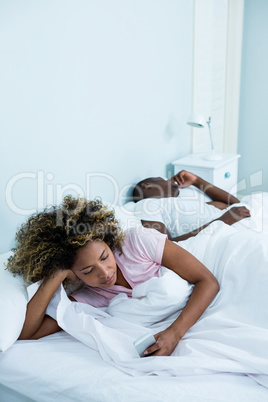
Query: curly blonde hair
6,196,125,284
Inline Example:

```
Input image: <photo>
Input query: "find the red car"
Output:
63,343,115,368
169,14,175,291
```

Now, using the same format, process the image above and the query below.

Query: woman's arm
144,239,219,356
172,170,240,205
19,270,77,340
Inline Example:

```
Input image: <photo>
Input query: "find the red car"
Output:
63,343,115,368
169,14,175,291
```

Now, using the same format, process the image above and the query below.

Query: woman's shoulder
122,225,167,257
124,224,164,240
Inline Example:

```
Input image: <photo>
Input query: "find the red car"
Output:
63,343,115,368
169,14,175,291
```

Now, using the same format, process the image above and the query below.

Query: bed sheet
0,331,267,402
20,222,268,385
0,385,35,402
1,193,268,401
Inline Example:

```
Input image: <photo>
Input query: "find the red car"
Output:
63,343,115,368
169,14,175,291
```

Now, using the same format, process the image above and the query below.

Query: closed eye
83,254,108,274
84,268,93,275
101,253,109,261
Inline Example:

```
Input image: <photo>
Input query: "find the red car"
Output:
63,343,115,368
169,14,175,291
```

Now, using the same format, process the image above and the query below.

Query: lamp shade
187,114,206,128
186,113,223,160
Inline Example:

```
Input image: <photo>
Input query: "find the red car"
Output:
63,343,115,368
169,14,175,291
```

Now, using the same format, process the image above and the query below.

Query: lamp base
202,151,223,161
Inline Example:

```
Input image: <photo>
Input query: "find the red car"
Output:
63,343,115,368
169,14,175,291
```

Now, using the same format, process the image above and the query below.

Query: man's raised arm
171,170,240,206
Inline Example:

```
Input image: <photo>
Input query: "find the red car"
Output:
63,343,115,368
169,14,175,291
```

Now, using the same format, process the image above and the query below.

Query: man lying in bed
132,170,250,242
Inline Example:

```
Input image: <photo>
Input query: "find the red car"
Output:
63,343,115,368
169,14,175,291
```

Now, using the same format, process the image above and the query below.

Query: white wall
238,0,268,194
0,0,193,252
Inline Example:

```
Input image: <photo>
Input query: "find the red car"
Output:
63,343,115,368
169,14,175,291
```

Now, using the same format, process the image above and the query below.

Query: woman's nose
98,267,110,278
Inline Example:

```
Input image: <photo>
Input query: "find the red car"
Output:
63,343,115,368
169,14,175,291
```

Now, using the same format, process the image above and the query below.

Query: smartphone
133,333,156,357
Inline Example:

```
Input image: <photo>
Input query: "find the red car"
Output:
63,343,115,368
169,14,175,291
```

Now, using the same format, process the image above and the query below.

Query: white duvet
28,205,268,389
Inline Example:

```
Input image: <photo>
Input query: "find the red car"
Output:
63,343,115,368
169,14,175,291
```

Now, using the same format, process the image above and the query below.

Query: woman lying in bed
6,196,222,357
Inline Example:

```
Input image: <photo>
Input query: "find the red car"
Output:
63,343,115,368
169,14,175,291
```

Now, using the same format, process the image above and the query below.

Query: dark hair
6,196,125,283
132,179,147,202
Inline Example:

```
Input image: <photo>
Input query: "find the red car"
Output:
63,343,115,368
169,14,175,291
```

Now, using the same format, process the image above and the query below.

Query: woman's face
71,241,118,288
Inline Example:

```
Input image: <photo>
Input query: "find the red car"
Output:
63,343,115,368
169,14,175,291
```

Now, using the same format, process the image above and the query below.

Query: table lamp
187,113,223,160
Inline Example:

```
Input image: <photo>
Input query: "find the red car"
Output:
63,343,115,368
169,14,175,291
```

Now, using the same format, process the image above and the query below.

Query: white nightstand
172,153,240,195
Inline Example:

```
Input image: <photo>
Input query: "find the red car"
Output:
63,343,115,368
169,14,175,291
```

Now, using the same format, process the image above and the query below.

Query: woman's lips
102,274,114,286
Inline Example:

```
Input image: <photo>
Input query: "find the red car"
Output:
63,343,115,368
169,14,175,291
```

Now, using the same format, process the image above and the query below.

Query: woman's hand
172,170,198,188
156,239,219,352
144,327,180,357
19,268,78,341
63,269,79,282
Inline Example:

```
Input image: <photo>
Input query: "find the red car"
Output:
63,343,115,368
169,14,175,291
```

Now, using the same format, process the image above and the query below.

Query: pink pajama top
71,226,167,308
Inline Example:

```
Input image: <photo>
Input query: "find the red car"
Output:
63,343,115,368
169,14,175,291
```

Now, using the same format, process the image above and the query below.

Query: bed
1,189,268,402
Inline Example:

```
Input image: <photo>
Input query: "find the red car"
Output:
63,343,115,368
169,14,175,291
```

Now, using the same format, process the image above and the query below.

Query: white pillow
179,185,212,202
104,202,141,231
0,251,28,352
120,201,136,212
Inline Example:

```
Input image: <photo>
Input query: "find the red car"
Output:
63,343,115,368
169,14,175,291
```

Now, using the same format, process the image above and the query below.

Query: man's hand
218,206,251,225
143,328,179,357
171,170,198,188
172,170,240,206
